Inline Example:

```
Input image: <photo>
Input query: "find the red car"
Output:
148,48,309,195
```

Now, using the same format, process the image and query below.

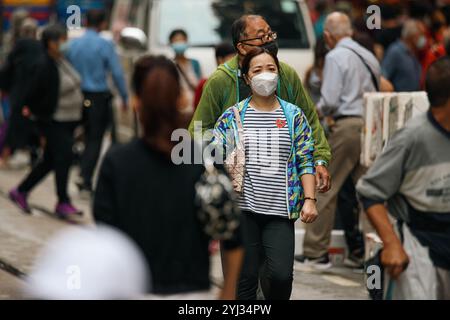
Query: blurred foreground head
27,225,149,300
425,56,450,109
132,55,187,157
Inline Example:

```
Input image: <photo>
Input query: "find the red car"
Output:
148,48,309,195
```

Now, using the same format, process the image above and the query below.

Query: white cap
26,225,149,300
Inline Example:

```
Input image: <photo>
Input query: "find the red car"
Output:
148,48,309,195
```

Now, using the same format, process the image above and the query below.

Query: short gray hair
402,20,421,40
324,12,353,37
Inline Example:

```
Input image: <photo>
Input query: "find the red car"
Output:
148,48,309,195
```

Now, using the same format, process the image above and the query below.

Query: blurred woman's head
41,24,68,59
169,29,189,57
241,47,280,98
132,55,186,155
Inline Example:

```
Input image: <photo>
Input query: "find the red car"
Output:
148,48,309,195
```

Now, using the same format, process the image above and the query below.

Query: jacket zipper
285,111,299,220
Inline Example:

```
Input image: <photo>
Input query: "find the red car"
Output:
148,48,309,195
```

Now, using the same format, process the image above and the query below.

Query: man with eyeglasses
189,14,332,193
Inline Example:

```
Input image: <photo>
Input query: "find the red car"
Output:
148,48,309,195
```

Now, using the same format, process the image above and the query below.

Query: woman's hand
300,199,318,224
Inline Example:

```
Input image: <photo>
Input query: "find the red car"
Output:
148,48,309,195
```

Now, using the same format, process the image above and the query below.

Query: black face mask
260,40,279,56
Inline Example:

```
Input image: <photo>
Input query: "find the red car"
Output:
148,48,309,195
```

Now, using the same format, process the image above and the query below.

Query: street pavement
0,161,369,300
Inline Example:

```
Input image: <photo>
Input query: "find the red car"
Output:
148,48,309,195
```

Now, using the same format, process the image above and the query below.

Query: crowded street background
0,0,449,301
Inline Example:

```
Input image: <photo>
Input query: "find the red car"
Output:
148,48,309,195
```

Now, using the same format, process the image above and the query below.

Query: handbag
195,142,241,241
224,107,245,193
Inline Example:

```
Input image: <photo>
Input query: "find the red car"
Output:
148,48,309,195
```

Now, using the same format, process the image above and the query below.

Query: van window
158,0,310,49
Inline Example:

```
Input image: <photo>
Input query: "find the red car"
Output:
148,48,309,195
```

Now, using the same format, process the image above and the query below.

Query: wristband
304,197,317,202
315,160,328,167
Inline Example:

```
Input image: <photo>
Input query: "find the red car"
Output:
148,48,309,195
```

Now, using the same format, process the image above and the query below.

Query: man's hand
300,200,318,224
315,165,331,193
381,240,409,280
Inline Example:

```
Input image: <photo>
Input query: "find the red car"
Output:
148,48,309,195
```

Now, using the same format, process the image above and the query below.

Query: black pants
237,211,295,300
18,121,77,203
335,175,365,255
80,92,112,188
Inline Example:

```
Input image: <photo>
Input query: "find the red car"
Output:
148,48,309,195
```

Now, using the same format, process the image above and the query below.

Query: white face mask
250,72,279,97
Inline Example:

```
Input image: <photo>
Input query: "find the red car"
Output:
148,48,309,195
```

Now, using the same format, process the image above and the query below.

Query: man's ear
236,42,246,56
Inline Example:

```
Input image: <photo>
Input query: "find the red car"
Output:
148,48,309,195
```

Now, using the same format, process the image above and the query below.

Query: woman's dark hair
169,29,188,42
241,47,280,77
313,36,328,69
132,55,186,156
41,24,67,49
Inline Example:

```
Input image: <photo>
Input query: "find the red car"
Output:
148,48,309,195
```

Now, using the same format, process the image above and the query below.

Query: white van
113,0,316,80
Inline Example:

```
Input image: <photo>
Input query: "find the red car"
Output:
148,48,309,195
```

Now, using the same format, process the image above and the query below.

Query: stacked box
362,92,429,166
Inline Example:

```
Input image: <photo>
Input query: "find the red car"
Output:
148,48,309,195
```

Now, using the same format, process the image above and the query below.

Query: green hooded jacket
188,55,331,164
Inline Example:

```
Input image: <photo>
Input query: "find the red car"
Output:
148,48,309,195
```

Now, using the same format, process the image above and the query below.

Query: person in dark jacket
9,25,84,218
0,18,41,167
93,55,244,299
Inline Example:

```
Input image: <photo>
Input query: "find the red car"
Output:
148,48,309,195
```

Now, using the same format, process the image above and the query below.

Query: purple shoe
55,202,83,218
9,188,31,214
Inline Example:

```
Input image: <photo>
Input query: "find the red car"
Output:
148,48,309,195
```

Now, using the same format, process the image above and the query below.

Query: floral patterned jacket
212,96,315,220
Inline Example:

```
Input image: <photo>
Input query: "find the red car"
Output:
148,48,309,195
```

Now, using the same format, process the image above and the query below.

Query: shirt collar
427,109,450,139
336,37,353,48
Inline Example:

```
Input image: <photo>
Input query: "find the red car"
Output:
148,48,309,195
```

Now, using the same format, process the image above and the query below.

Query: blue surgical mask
172,42,188,55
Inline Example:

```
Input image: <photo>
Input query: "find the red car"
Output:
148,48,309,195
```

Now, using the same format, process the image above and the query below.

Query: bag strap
175,62,197,92
232,106,244,145
343,46,379,92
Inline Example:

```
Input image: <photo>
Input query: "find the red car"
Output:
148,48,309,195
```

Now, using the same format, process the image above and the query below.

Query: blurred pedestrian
356,57,450,299
373,3,403,61
66,9,129,194
298,12,380,269
212,47,317,300
169,29,202,115
189,14,331,194
0,17,41,168
94,55,243,299
9,25,83,218
193,42,235,109
382,20,425,92
304,37,328,106
420,9,447,86
313,0,328,37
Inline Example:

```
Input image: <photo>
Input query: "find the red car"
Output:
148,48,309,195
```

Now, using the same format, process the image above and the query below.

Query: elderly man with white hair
381,19,426,92
296,12,381,269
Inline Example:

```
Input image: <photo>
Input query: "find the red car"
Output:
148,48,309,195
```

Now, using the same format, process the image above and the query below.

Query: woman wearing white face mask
212,47,318,300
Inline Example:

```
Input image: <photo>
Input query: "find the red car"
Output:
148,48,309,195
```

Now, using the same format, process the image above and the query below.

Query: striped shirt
239,106,292,217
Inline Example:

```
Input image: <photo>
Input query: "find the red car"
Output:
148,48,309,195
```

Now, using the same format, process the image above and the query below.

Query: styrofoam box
295,228,348,266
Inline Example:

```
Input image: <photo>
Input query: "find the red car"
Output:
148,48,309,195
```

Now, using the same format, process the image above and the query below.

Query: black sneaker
295,253,332,270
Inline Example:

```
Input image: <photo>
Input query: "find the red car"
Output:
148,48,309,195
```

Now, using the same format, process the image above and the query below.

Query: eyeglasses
240,31,277,44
